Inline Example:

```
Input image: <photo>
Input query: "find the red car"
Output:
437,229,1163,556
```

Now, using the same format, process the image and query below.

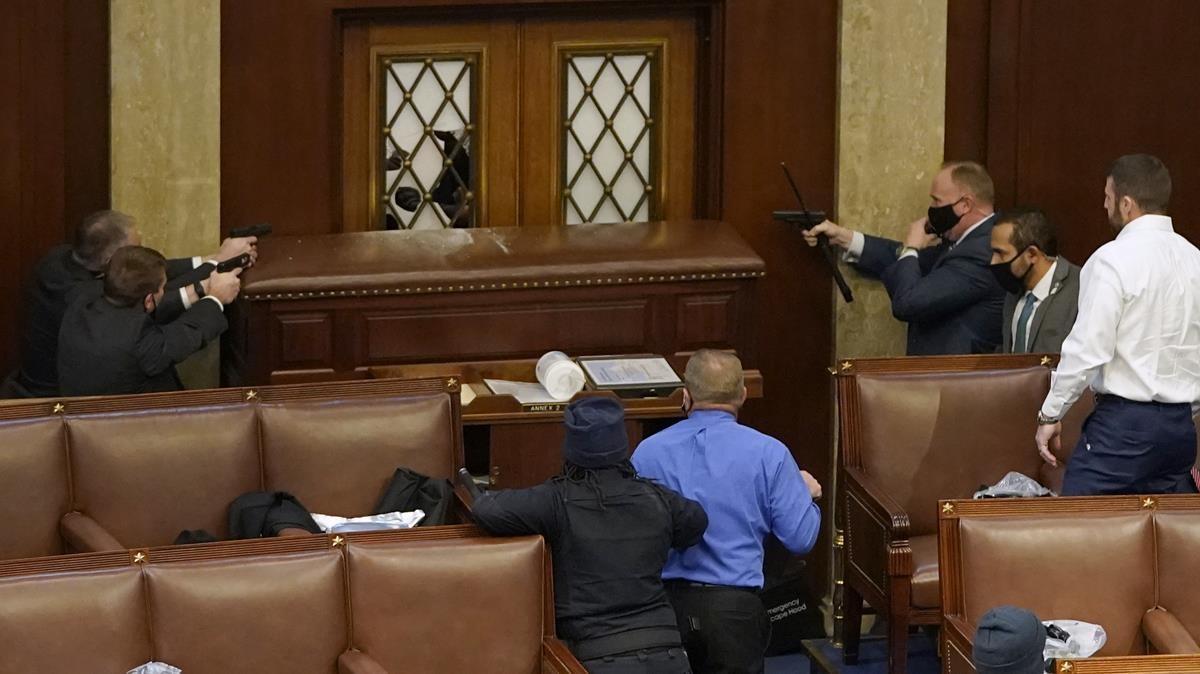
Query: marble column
110,0,221,387
835,0,948,358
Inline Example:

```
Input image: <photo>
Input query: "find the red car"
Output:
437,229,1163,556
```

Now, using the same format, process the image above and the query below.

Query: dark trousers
1062,395,1198,496
665,583,770,674
582,647,692,674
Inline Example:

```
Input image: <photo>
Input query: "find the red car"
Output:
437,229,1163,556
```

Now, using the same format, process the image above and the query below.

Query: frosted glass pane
380,55,476,230
561,49,657,226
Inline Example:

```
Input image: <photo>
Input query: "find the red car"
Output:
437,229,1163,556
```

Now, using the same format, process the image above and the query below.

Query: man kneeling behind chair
633,349,823,674
57,245,242,396
473,397,708,673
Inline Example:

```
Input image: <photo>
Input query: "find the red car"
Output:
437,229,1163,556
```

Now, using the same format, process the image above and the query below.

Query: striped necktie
1013,293,1036,353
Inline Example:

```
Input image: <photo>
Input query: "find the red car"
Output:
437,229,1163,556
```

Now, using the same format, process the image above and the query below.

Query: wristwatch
193,280,206,299
1036,411,1061,425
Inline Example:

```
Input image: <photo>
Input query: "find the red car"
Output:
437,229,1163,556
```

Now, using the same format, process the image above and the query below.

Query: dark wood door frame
329,0,725,229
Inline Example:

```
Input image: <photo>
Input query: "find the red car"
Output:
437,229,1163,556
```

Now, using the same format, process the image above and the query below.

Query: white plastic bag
128,663,181,674
1043,619,1106,659
974,471,1055,499
310,509,425,534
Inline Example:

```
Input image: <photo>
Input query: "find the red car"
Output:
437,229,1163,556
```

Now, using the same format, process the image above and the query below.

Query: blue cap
973,606,1047,674
562,397,629,468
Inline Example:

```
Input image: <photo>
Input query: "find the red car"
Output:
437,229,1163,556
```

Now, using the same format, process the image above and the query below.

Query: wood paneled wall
947,0,1200,264
222,0,839,587
0,0,110,374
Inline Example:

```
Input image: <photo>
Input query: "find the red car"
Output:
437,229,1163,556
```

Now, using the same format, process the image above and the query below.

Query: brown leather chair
0,376,466,560
0,526,586,674
834,354,1061,673
939,495,1200,673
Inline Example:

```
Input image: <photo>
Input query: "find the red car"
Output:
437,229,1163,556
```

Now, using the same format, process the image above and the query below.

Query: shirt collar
1117,213,1174,239
950,213,995,249
687,409,737,424
1028,258,1058,302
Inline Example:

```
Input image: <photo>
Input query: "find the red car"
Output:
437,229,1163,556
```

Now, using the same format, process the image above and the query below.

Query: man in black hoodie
473,397,707,673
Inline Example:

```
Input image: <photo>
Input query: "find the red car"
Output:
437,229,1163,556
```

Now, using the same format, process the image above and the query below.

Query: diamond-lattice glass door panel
379,54,478,230
562,48,660,225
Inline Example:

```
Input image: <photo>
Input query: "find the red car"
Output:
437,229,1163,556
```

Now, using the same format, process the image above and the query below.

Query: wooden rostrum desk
369,358,763,489
223,220,765,488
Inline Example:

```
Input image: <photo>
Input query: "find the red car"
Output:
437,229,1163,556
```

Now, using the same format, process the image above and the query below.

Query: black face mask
926,198,965,236
989,253,1029,294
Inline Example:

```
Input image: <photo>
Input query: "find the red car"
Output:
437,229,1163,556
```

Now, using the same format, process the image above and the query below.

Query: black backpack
227,491,323,539
374,468,455,526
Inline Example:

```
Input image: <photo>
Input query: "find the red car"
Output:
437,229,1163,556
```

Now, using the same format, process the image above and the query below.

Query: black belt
571,627,682,661
664,579,761,593
1095,393,1191,409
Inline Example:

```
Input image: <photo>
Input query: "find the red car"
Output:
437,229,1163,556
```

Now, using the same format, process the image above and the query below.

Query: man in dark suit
57,245,242,397
988,208,1081,353
7,210,256,398
806,161,1006,355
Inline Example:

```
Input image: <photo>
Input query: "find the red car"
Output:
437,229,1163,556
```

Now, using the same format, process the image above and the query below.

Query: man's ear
682,388,692,408
142,294,155,314
738,385,748,406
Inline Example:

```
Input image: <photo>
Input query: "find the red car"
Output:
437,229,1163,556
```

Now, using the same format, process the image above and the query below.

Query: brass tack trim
332,535,345,547
941,502,955,514
1142,497,1157,510
52,403,65,414
245,390,258,401
132,551,147,564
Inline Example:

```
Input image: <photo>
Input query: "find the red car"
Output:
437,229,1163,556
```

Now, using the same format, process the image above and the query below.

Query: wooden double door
341,11,701,231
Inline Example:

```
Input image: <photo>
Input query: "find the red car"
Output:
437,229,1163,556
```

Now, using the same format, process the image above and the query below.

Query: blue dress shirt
632,409,821,588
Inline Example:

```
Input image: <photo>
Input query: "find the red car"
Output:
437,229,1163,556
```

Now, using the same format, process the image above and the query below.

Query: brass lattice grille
380,54,477,230
561,49,659,225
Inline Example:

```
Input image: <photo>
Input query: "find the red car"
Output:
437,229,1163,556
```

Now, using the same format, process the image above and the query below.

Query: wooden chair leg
888,576,912,674
841,582,863,664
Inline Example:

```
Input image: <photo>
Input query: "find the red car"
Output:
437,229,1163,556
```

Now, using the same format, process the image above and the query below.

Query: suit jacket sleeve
165,257,196,280
471,484,559,537
133,300,227,377
851,234,901,278
880,253,997,324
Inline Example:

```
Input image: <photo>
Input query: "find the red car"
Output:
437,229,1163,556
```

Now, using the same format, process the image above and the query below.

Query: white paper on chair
311,510,425,534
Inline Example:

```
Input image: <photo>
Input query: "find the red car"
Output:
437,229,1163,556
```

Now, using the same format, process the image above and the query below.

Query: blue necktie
1013,293,1036,353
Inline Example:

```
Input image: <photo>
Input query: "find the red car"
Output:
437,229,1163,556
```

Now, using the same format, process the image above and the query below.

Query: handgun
216,253,251,273
229,223,272,239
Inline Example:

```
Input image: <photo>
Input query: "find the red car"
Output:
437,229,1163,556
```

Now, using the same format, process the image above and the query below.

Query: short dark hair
103,246,166,307
1109,154,1171,214
997,208,1058,257
74,210,136,271
942,161,995,206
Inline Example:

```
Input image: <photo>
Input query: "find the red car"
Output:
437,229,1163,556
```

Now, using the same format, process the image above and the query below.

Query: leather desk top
240,220,765,300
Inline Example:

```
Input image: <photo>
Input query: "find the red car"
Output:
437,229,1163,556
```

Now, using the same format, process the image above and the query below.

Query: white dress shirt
1041,214,1200,418
1011,259,1059,351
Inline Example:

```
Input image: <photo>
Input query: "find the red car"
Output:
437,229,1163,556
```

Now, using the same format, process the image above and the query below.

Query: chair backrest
0,416,69,558
843,363,1050,533
0,526,549,674
939,496,1200,659
146,549,347,674
67,404,261,545
348,535,548,673
0,376,462,556
0,564,150,673
260,392,457,517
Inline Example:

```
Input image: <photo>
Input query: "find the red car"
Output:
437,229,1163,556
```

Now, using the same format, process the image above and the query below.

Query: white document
580,357,682,387
310,509,425,534
484,378,562,404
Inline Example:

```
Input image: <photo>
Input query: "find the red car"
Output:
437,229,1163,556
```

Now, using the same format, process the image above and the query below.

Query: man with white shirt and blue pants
1036,154,1200,495
633,349,823,673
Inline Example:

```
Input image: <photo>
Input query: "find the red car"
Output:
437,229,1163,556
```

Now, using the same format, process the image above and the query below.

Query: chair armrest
60,512,124,552
542,637,589,673
1144,607,1200,654
843,465,911,540
338,650,389,674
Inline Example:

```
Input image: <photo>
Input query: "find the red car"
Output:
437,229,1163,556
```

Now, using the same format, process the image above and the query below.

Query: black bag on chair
373,468,454,526
227,491,323,539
